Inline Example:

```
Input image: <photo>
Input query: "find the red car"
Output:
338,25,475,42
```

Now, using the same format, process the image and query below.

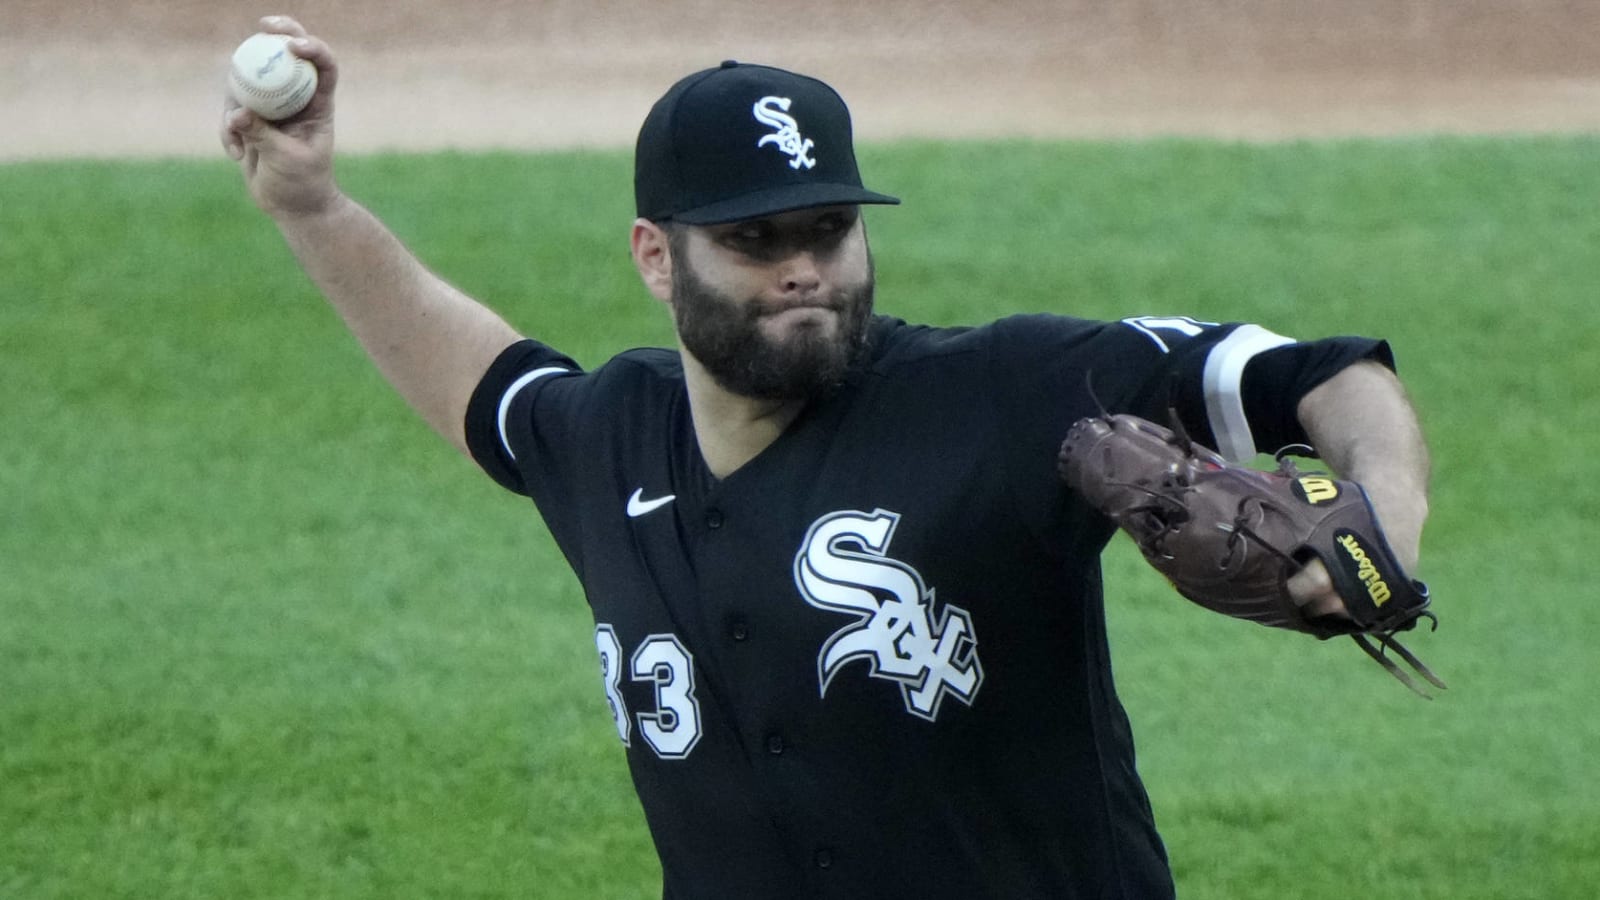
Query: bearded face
668,226,875,401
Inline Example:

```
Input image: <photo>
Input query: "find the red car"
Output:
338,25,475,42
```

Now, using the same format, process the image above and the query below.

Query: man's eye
816,215,858,239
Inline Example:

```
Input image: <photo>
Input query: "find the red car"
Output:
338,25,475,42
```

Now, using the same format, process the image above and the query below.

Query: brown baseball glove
1058,411,1444,697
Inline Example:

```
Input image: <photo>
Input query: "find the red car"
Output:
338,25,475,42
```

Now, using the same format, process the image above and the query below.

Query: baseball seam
229,69,312,100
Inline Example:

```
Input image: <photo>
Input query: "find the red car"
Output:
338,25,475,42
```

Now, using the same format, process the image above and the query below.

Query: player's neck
681,352,805,479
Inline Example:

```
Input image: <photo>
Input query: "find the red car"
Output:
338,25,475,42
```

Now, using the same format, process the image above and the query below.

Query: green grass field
3,136,1597,898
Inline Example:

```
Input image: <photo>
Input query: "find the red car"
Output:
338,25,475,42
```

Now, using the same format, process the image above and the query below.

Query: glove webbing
1353,622,1448,700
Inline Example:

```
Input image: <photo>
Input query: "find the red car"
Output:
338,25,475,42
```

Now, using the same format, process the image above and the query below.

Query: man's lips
757,297,843,316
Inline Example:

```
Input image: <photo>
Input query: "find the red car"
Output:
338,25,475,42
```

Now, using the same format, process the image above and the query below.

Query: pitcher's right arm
221,16,522,456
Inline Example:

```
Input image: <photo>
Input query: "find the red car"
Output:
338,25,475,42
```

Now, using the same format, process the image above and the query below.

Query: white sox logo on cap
634,61,898,223
753,96,817,170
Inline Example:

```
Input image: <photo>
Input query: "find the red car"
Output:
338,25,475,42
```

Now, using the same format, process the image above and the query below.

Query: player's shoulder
864,315,984,370
990,313,1271,368
605,346,684,378
867,312,1163,368
570,346,685,396
505,345,683,423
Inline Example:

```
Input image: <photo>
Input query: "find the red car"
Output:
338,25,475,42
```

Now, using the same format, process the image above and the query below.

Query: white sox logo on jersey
753,96,817,170
794,509,983,721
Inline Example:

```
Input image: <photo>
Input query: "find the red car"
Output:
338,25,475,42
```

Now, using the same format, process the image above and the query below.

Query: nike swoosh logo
626,488,677,518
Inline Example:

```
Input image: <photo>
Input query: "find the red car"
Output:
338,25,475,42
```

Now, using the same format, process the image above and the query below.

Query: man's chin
724,321,856,400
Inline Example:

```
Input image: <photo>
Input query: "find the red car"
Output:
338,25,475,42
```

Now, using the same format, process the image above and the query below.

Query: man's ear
630,218,674,303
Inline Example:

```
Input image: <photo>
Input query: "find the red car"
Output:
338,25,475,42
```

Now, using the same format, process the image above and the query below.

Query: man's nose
778,251,822,295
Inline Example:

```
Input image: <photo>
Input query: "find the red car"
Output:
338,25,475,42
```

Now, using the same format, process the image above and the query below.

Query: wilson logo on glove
1335,531,1393,607
1293,476,1341,505
1057,410,1445,698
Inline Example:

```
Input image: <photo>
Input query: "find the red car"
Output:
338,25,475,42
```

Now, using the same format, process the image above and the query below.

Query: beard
671,248,875,401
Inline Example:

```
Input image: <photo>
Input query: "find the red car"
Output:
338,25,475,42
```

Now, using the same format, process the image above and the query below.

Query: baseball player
222,16,1431,899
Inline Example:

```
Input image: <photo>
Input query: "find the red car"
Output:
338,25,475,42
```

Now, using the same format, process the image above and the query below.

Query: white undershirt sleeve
1201,325,1295,461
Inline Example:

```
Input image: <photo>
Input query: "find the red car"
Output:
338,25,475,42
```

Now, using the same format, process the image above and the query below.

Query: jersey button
813,847,833,869
705,508,724,529
730,620,749,641
766,733,785,755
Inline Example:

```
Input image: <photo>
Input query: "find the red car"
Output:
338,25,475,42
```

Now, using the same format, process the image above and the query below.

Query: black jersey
464,313,1389,899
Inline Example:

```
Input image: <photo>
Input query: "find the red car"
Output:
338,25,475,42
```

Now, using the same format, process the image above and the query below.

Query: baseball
228,33,318,121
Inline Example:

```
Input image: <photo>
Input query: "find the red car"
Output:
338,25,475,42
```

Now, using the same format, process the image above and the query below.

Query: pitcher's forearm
1297,361,1431,569
275,194,522,454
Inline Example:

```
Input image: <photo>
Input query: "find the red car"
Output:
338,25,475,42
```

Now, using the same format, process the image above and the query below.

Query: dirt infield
4,1,1599,161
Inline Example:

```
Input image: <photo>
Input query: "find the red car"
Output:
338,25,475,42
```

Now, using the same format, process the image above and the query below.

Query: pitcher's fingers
1287,561,1348,619
226,106,295,160
219,95,245,159
220,105,254,160
221,124,244,161
286,35,340,96
258,15,309,38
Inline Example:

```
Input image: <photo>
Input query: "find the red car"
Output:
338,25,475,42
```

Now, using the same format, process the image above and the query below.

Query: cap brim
671,183,900,225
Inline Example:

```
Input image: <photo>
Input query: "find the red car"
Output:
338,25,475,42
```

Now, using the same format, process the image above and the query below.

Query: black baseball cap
634,60,900,225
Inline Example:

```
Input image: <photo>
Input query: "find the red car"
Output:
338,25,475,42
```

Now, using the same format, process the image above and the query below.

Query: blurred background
4,0,1600,161
4,3,1599,898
